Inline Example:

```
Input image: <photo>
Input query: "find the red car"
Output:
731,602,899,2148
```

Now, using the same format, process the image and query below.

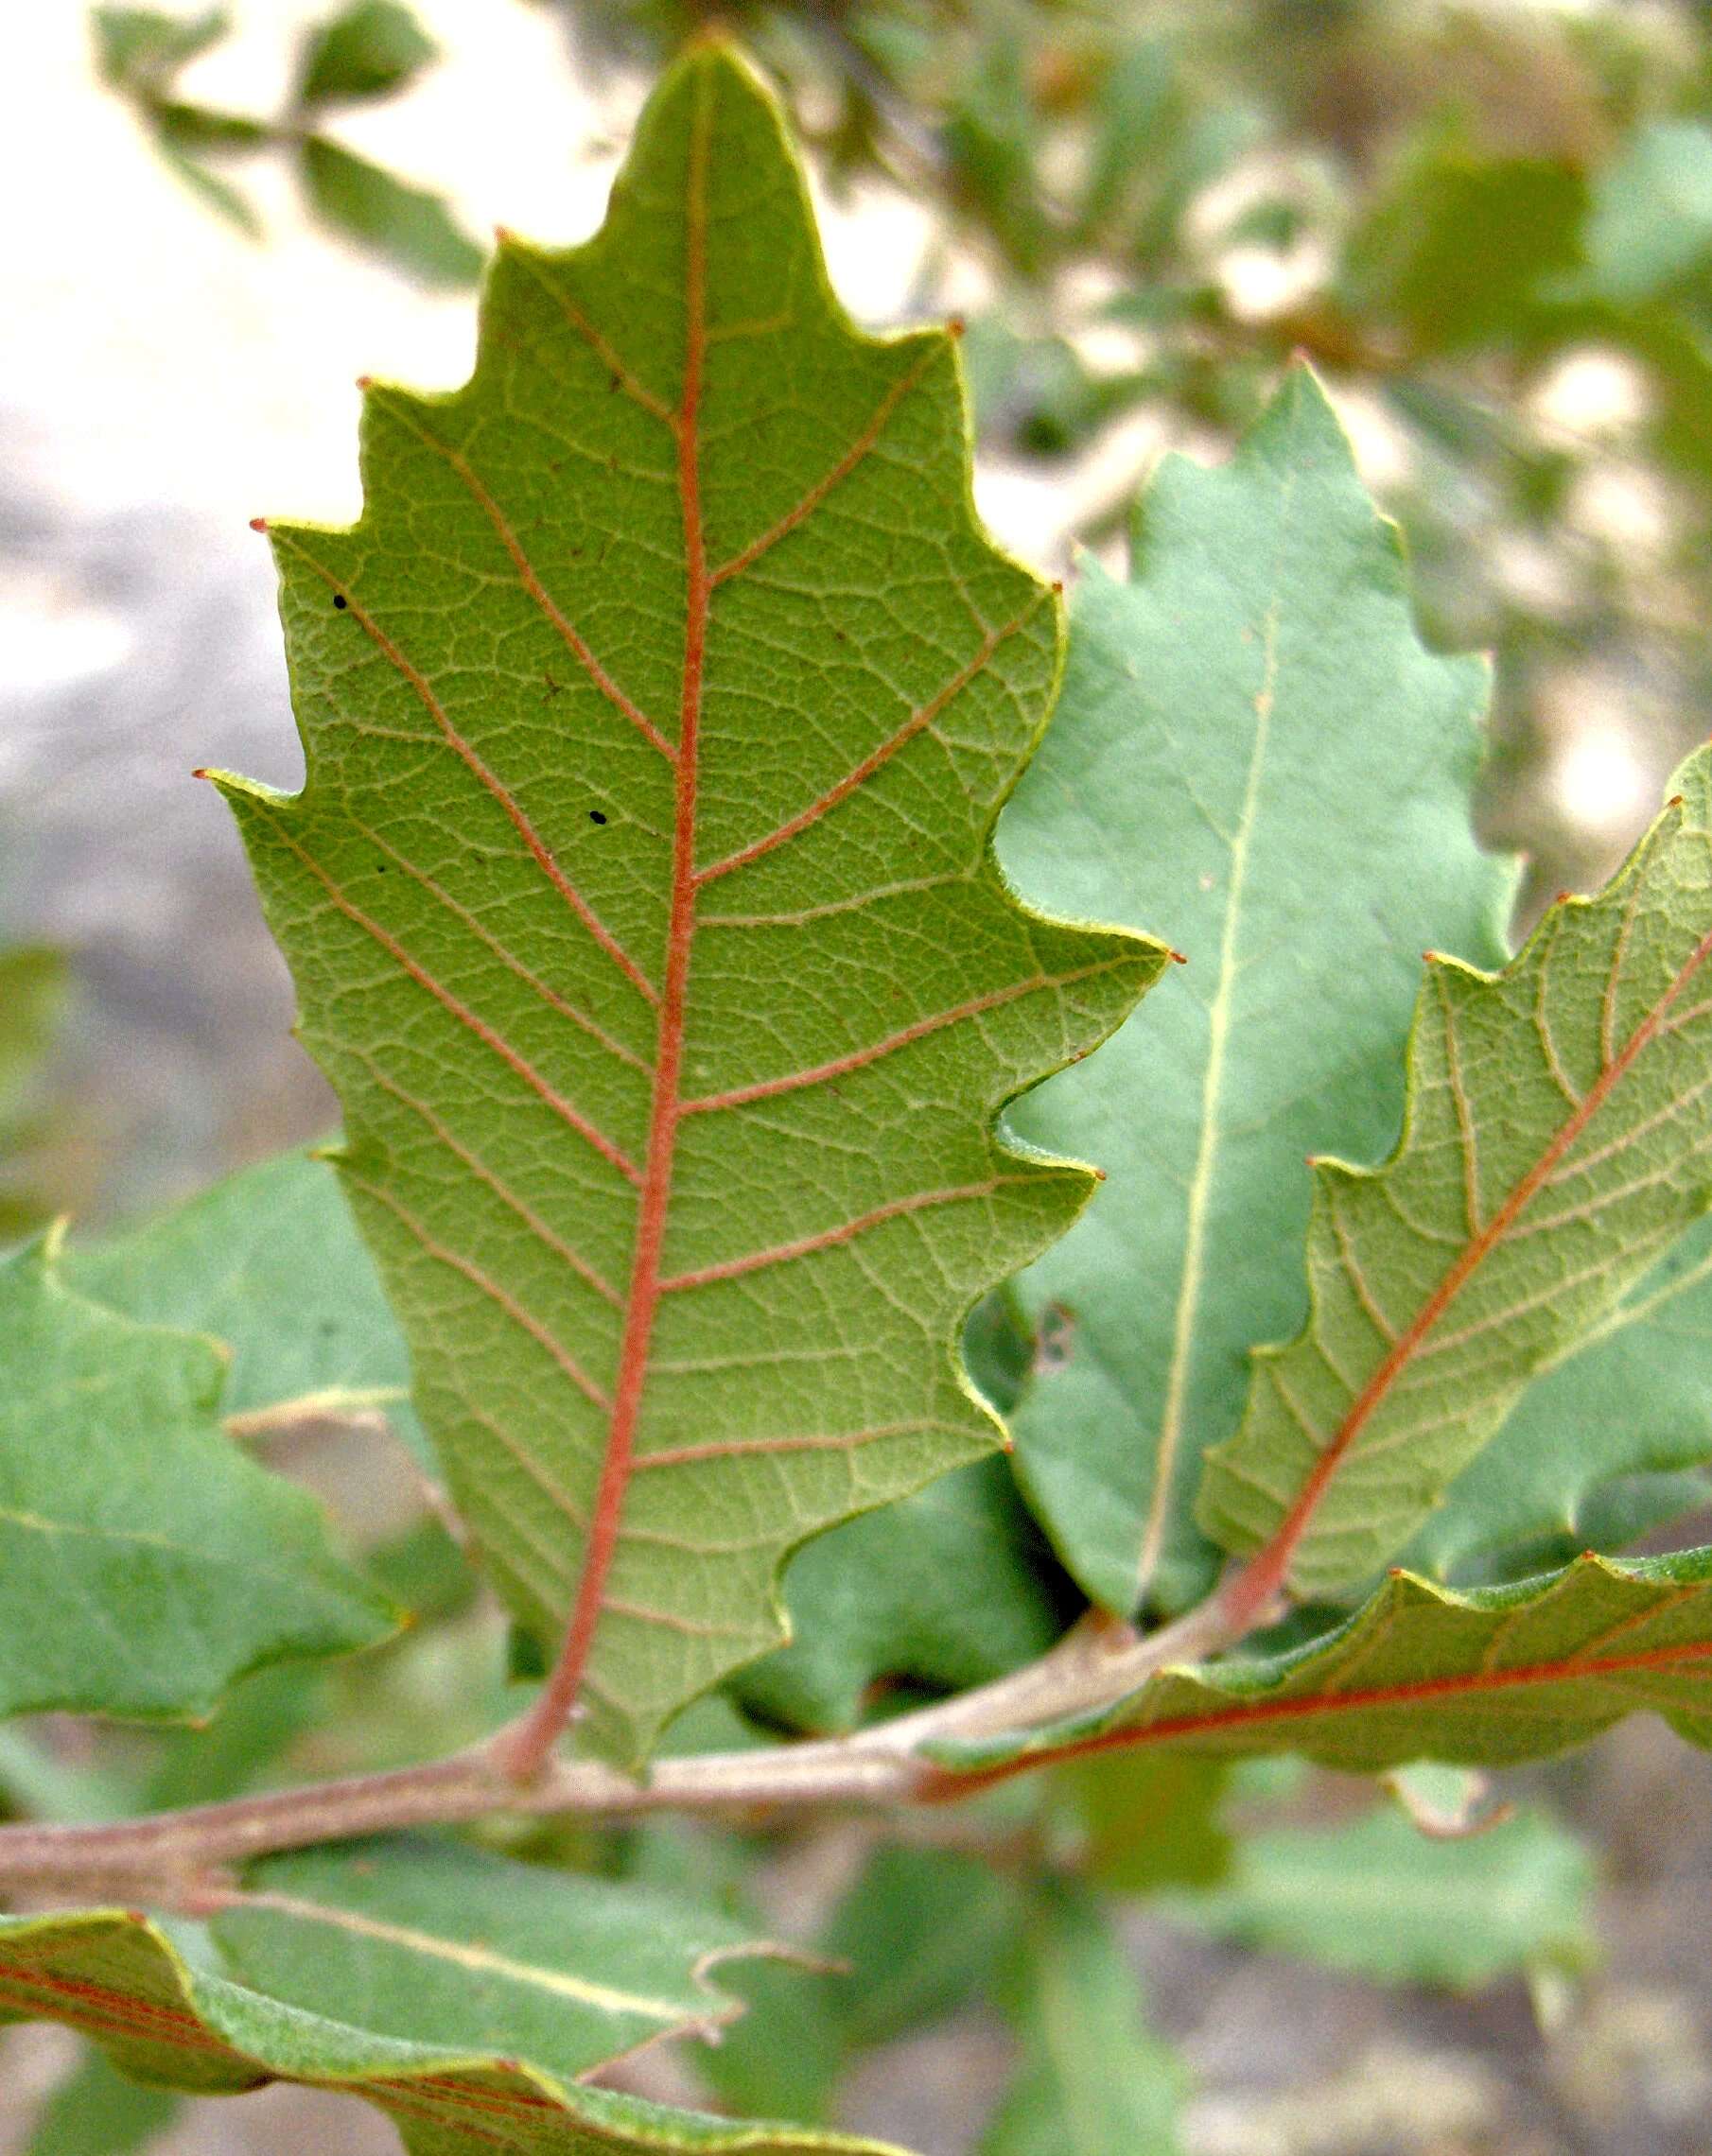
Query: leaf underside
1198,742,1712,1599
0,1240,392,1723
997,368,1509,1622
932,1546,1712,1777
0,1896,903,2156
216,43,1160,1765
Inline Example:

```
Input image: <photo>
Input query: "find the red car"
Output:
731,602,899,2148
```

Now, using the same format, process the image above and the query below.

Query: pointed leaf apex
249,516,269,532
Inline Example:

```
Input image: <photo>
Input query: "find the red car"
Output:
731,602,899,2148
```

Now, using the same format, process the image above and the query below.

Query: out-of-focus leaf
26,2044,181,2156
731,1459,1072,1735
1405,1214,1712,1582
941,42,1051,278
1000,366,1508,1620
1344,134,1585,351
980,1880,1181,2156
156,141,262,235
140,1664,330,1813
0,1237,393,1723
1198,744,1712,1600
1057,1752,1231,1895
932,1548,1712,1779
1578,120,1712,305
296,0,436,107
1161,1803,1595,1990
156,99,271,149
299,135,483,286
65,1147,428,1465
0,1901,900,2155
0,947,67,1242
824,1844,1022,2051
695,1956,846,2130
92,6,227,92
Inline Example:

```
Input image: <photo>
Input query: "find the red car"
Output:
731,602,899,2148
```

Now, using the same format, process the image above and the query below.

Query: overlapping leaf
1159,1804,1594,1989
1198,743,1712,1598
931,1547,1712,1778
216,43,1158,1765
996,367,1508,1618
0,1879,905,2156
0,1238,392,1722
1404,1214,1712,1581
65,1147,427,1461
979,1881,1182,2156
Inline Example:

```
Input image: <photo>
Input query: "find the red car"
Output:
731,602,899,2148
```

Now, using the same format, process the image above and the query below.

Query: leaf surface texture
216,45,1158,1764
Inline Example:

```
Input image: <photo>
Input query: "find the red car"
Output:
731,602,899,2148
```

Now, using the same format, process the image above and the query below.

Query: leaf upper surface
0,1240,393,1723
997,368,1508,1617
1198,743,1712,1598
217,43,1160,1765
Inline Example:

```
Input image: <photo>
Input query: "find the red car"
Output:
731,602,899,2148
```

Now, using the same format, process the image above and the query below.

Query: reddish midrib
1229,918,1712,1623
935,1632,1712,1798
509,85,713,1759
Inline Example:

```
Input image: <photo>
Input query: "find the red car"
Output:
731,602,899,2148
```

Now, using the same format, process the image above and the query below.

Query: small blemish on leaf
1034,1302,1075,1375
589,809,608,826
333,594,348,611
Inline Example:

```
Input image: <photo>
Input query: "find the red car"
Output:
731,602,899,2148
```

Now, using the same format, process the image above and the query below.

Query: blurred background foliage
9,2,1712,2150
97,0,1712,913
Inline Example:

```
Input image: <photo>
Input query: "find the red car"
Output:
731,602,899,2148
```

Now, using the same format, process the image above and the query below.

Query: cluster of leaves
93,1,482,282
11,30,1712,2156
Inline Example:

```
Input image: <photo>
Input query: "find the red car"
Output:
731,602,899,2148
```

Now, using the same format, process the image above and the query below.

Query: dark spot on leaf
1034,1303,1075,1375
332,594,348,611
588,809,608,826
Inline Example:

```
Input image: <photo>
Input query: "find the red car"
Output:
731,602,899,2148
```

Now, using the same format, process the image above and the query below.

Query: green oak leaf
997,365,1508,1619
929,1547,1712,1778
979,1880,1182,2156
211,1836,764,2078
65,1146,428,1463
295,0,436,107
0,1237,393,1723
92,6,228,93
1197,741,1712,1599
215,42,1160,1767
1160,1803,1594,1990
0,1898,906,2156
1403,1213,1712,1582
298,136,484,288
